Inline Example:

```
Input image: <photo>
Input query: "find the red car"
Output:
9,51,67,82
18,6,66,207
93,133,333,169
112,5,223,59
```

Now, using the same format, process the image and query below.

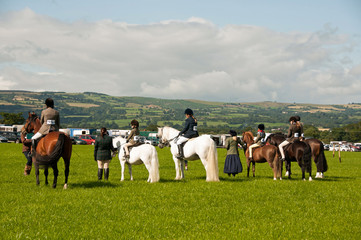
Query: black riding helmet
184,108,193,115
294,115,301,121
130,119,139,127
258,124,265,130
229,130,237,136
289,116,297,122
45,98,54,108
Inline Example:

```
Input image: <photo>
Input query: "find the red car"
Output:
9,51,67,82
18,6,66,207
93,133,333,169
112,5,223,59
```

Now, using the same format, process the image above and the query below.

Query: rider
248,124,266,161
294,115,305,140
278,116,302,161
31,98,60,154
124,119,140,158
175,108,199,158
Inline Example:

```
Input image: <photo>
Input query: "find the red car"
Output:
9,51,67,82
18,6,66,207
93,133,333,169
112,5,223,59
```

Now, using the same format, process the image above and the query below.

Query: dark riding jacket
180,117,199,138
94,135,116,161
254,130,265,144
286,124,302,142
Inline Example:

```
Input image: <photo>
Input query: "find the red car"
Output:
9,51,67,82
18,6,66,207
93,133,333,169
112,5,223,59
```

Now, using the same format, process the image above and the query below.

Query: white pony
112,136,160,183
157,126,219,182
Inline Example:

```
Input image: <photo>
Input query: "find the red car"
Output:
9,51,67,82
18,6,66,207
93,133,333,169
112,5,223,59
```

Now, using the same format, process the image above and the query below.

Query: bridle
24,114,38,134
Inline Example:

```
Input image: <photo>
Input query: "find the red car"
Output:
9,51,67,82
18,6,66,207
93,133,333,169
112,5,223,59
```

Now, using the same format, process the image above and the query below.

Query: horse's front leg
120,160,126,181
63,158,70,189
252,162,256,177
173,156,182,180
180,160,185,179
44,166,49,185
246,159,250,177
52,163,59,188
34,162,40,185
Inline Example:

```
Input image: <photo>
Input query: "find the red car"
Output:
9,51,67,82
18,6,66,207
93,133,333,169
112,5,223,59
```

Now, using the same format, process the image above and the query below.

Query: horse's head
242,131,254,146
112,136,126,149
157,126,179,148
24,112,40,133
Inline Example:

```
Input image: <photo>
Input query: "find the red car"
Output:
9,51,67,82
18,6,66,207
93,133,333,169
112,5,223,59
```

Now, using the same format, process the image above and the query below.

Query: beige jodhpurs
248,142,261,158
278,140,290,159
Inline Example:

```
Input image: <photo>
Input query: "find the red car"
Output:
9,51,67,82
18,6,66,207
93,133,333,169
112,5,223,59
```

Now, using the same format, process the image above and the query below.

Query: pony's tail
36,133,65,165
303,142,312,173
150,147,160,183
316,143,328,173
206,138,219,182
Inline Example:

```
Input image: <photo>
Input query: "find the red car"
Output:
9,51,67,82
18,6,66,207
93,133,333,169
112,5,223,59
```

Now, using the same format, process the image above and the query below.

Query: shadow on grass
70,181,118,188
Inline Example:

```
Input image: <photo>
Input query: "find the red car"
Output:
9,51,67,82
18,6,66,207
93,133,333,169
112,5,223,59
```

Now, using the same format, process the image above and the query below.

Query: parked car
340,145,351,152
72,136,87,145
0,136,8,143
351,145,361,152
77,135,96,145
145,138,158,146
329,145,340,151
0,131,21,143
323,144,330,151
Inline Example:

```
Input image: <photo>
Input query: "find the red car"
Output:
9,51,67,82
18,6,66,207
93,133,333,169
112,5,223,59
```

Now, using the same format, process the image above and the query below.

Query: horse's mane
243,131,254,144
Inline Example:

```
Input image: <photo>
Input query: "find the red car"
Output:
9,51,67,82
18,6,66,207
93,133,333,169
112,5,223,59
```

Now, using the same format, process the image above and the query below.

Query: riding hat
184,108,193,115
294,115,301,121
289,116,297,122
131,119,139,127
45,98,54,108
229,130,237,136
258,124,265,130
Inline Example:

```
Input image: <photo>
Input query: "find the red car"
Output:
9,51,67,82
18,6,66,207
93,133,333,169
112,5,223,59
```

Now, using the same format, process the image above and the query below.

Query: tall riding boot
177,145,184,158
24,165,32,175
104,168,109,180
98,168,103,180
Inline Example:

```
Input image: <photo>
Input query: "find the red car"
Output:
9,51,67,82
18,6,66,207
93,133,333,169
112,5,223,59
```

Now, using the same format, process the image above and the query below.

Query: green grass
1,144,360,239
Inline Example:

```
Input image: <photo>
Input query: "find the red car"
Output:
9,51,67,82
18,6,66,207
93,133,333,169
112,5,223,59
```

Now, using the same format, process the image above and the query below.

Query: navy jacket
180,117,199,138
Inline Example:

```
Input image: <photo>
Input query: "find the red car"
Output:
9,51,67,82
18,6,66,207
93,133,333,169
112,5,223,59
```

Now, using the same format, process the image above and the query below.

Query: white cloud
0,8,360,104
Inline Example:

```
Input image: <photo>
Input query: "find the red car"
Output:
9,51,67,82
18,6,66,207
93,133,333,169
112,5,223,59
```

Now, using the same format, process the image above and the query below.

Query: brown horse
266,133,312,181
24,112,72,189
242,131,282,180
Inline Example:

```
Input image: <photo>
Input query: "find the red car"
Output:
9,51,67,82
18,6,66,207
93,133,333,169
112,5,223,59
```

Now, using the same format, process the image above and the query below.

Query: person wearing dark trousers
21,128,33,175
94,127,116,180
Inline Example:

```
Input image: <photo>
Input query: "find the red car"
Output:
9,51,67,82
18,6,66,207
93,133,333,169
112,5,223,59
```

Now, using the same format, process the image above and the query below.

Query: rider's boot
104,168,109,180
176,145,184,159
98,168,103,180
29,139,38,157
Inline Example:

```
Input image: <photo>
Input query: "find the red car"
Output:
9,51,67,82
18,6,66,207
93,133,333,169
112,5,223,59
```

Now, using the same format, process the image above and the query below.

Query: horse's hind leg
252,162,256,177
247,160,250,177
52,163,59,188
44,166,49,185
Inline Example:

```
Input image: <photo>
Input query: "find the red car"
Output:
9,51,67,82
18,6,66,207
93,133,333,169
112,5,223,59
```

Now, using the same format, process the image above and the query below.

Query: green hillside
1,90,361,140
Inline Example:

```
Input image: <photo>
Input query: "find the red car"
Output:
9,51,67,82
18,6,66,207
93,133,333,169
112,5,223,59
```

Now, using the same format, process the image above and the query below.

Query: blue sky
0,0,361,103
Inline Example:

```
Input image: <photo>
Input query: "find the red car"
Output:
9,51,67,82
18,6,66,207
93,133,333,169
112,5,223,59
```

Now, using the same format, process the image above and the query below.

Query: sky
0,0,361,104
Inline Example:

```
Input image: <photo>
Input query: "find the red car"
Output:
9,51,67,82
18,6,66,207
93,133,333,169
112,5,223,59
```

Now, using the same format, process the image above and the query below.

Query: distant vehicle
72,136,87,145
323,144,330,151
0,131,21,143
340,145,351,152
329,145,340,151
77,135,96,145
0,136,8,143
145,138,158,146
351,145,361,152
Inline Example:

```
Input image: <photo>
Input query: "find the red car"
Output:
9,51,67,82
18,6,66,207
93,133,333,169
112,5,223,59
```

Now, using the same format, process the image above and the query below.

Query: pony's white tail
206,139,219,182
150,147,160,183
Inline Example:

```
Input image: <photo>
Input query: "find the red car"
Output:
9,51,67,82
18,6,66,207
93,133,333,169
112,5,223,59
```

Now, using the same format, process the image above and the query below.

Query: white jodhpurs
97,160,110,169
176,136,189,145
248,142,261,158
31,132,43,140
278,140,289,159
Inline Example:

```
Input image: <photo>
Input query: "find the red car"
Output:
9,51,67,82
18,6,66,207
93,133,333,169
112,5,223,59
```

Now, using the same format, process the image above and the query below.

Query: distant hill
1,90,361,135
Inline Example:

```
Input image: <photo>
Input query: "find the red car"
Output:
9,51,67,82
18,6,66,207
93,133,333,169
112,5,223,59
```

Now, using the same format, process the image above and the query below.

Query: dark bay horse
24,112,72,188
266,133,312,181
304,138,328,178
242,131,282,180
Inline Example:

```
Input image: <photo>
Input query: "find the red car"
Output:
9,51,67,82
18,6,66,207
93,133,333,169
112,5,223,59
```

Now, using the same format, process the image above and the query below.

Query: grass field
1,144,360,239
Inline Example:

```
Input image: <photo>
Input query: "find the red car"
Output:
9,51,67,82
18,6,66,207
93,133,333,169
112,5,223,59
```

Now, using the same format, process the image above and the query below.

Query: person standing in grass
94,127,116,180
224,130,243,177
20,127,33,175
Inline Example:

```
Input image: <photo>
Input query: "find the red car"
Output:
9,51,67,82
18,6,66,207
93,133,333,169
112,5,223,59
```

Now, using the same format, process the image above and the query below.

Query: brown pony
24,112,72,189
242,131,282,180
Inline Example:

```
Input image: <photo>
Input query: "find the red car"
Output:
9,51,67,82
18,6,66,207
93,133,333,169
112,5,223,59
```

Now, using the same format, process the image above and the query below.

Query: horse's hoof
52,185,56,188
63,184,68,189
273,178,277,180
285,171,289,177
303,178,306,181
309,177,313,181
279,178,282,180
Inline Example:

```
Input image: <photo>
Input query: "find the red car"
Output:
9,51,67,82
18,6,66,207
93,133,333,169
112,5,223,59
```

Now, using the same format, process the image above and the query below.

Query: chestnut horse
242,131,282,180
24,112,72,189
266,134,312,181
